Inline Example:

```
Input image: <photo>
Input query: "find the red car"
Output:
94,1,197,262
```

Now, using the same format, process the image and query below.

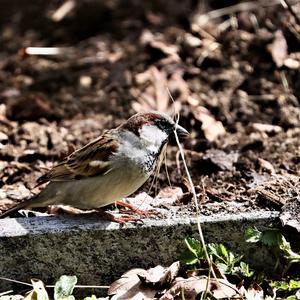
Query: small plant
268,279,300,299
180,237,254,278
245,227,300,272
54,275,77,300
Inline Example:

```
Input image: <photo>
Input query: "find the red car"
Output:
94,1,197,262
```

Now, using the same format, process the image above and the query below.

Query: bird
0,111,189,221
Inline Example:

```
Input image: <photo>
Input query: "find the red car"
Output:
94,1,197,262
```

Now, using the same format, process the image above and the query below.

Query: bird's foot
95,208,143,224
115,200,158,217
47,205,90,215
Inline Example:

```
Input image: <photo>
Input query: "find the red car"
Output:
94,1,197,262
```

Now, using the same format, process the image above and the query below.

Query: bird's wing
37,131,119,184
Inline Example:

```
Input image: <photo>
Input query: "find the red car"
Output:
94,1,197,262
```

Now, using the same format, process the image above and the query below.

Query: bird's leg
115,200,158,217
47,205,90,215
48,205,141,224
94,208,142,224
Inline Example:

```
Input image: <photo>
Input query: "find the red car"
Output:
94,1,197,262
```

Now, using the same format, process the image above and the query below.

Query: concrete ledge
0,210,280,291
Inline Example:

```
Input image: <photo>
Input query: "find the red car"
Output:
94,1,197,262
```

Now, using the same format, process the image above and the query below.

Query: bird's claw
119,208,159,217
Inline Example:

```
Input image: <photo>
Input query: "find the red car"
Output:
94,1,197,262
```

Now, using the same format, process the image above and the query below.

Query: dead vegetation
0,1,299,224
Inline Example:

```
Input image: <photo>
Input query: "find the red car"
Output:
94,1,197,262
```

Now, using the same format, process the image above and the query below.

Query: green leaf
54,275,77,300
208,243,225,262
220,244,229,259
216,262,229,274
228,251,235,264
269,280,300,292
184,237,204,259
270,280,289,290
286,296,296,300
278,235,300,262
236,262,254,277
260,230,282,247
180,249,199,265
289,280,300,290
180,237,205,265
244,227,262,243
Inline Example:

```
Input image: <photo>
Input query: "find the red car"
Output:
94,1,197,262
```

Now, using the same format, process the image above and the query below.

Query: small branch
46,284,110,289
173,129,217,280
193,0,281,26
51,0,76,22
23,47,74,56
281,0,300,25
0,276,32,287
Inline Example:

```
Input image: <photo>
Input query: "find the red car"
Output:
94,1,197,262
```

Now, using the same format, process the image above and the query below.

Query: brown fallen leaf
126,192,155,211
108,262,180,300
267,30,288,68
132,66,169,113
257,158,276,174
108,268,155,300
160,276,239,300
132,66,182,116
251,123,282,134
154,187,184,207
193,106,226,142
139,262,180,286
284,57,300,69
6,93,57,121
140,30,180,62
203,149,239,172
243,284,264,300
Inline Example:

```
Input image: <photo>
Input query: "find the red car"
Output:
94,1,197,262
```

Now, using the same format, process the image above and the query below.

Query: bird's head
121,111,189,148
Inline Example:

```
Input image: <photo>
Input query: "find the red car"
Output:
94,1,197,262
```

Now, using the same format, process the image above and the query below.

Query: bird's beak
175,124,189,139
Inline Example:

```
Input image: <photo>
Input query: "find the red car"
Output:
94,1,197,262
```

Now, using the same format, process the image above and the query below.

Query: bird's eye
156,119,173,133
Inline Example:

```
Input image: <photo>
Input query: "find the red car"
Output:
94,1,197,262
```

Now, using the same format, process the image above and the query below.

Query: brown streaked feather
37,131,119,185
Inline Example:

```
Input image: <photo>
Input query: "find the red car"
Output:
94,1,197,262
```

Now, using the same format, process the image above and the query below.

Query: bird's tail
0,194,38,219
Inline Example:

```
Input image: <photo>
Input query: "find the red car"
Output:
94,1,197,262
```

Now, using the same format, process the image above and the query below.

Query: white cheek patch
139,125,168,149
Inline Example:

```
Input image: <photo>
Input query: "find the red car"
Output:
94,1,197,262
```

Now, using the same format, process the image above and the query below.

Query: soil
0,1,299,224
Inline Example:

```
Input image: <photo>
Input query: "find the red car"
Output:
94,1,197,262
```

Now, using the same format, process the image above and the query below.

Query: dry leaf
154,187,184,206
203,149,239,171
132,66,182,116
160,277,238,300
132,66,169,113
257,158,276,174
251,123,282,134
284,57,300,69
139,262,180,286
193,106,226,141
24,279,49,300
108,262,180,300
244,284,264,300
108,268,155,300
268,30,288,68
126,192,154,211
167,72,190,103
140,30,180,62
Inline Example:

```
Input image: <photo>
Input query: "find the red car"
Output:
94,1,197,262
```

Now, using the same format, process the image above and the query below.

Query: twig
0,276,32,287
164,152,172,188
51,0,76,22
46,284,109,289
173,129,217,280
281,0,300,25
0,276,109,290
0,290,14,296
193,0,281,25
23,47,73,56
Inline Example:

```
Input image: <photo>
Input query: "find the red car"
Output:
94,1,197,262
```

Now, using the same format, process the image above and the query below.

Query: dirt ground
0,1,299,226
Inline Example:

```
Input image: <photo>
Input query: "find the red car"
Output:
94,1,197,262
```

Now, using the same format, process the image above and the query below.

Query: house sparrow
0,111,188,220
